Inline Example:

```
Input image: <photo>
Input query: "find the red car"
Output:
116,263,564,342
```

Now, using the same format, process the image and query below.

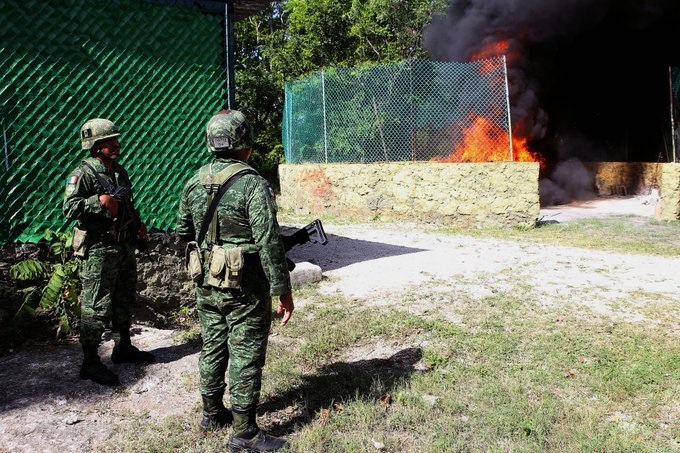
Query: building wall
279,162,541,228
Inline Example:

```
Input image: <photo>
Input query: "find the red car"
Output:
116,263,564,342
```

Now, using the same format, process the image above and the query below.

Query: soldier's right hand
99,194,119,218
277,292,294,327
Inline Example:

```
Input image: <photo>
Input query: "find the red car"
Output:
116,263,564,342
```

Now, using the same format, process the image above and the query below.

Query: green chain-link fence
283,57,512,164
1,0,227,243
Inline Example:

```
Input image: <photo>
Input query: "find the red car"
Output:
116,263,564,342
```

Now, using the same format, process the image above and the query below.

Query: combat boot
80,346,120,386
228,427,289,453
111,344,155,363
200,393,233,433
229,406,289,452
111,329,155,363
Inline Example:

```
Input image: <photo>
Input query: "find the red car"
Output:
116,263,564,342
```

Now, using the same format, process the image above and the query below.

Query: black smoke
425,0,680,174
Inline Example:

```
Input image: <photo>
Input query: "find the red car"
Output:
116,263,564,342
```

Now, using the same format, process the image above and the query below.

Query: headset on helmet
205,109,253,153
80,118,120,150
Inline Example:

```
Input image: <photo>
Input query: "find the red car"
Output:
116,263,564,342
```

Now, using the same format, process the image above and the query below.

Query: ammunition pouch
206,246,244,290
185,241,203,283
72,226,88,258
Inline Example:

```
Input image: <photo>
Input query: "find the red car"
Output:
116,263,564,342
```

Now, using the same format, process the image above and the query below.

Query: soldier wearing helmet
176,109,293,452
63,118,154,387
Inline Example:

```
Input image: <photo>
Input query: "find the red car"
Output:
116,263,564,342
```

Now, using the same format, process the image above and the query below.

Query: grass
103,217,680,452
279,212,680,257
105,291,679,452
442,216,680,257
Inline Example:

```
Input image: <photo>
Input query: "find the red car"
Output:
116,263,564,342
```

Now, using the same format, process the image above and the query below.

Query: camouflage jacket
176,158,291,296
63,157,140,235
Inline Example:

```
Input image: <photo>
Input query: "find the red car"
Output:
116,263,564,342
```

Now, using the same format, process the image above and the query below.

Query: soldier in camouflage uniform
63,118,155,386
176,110,293,452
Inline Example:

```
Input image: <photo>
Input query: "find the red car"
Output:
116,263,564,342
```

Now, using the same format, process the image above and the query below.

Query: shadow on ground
259,347,423,435
283,230,426,271
0,327,198,412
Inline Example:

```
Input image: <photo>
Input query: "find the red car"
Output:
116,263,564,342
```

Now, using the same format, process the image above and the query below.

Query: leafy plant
11,230,81,337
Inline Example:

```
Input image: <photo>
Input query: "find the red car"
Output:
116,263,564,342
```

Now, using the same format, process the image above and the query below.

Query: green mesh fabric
1,0,226,243
283,58,511,164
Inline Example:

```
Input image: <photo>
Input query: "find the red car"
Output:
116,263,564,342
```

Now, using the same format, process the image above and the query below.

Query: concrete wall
279,162,540,228
584,162,663,195
584,162,680,220
658,163,680,220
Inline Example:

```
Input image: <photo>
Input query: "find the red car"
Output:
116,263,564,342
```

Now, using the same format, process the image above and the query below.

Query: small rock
64,414,84,425
290,261,322,286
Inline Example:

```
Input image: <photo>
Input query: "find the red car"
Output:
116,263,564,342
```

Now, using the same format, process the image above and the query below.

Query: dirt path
1,202,677,452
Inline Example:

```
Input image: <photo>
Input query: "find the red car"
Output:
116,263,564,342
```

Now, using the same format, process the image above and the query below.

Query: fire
471,39,510,61
434,115,539,164
431,41,543,166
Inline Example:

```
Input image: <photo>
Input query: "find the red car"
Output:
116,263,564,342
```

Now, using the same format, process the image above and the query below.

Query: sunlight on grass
441,216,680,256
104,238,679,452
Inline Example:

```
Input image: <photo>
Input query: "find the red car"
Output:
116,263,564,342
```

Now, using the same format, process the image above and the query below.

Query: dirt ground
1,195,676,452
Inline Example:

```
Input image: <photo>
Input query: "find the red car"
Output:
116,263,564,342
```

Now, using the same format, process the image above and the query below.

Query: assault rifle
115,196,154,262
82,161,153,261
282,219,328,271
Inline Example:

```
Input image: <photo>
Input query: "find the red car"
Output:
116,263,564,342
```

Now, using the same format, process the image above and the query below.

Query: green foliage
11,230,81,337
10,259,49,282
349,0,448,63
234,0,448,178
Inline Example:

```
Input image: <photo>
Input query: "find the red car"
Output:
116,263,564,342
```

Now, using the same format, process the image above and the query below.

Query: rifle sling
82,160,115,194
196,168,256,247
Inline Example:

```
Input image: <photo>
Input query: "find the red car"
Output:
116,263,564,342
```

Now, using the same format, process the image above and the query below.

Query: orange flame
432,39,543,167
434,115,539,164
471,40,510,61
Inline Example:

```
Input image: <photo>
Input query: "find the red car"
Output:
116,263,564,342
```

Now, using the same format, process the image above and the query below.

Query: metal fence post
322,69,328,163
669,66,677,163
502,55,514,162
224,2,236,109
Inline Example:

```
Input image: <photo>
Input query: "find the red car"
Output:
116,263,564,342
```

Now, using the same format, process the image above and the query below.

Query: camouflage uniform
176,158,291,410
63,156,139,347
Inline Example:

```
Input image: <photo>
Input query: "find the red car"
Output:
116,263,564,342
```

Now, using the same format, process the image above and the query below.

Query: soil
1,195,677,452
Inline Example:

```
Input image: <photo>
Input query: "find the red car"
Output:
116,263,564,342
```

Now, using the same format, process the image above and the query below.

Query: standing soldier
176,110,293,452
63,118,155,386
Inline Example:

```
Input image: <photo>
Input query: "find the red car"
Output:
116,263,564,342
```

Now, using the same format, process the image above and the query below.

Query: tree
349,0,447,63
233,0,447,175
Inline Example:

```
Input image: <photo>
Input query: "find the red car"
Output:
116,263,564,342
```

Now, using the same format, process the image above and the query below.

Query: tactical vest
198,161,257,246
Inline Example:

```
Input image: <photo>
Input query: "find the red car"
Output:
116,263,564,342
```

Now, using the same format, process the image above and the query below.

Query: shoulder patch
64,170,82,197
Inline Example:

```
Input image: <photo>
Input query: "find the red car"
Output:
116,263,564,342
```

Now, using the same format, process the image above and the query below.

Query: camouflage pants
79,241,137,347
196,284,271,409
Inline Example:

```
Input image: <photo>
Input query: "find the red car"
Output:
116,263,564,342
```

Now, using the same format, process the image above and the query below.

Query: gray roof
195,0,272,20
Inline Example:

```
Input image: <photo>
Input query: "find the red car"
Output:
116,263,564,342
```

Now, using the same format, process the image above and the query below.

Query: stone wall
658,163,680,220
0,234,194,329
583,162,663,196
135,233,195,321
583,162,680,220
279,162,540,228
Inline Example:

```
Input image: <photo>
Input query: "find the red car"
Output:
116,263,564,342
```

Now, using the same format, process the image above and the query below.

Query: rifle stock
282,219,328,271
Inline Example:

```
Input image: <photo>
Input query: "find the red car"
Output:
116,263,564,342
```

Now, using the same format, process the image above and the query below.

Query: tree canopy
234,0,447,182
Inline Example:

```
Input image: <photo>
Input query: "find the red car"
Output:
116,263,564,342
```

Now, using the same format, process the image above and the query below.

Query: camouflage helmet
205,109,253,153
80,118,120,150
